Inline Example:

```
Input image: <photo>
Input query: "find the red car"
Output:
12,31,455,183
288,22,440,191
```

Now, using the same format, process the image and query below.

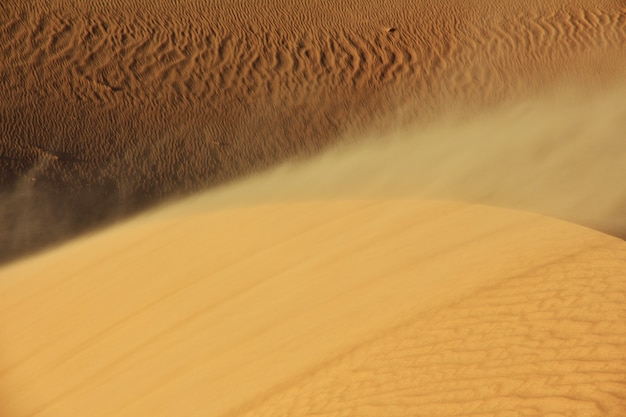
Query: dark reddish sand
2,0,626,261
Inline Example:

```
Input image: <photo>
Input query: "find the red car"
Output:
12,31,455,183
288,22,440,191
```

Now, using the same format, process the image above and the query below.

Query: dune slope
1,199,625,416
1,0,626,261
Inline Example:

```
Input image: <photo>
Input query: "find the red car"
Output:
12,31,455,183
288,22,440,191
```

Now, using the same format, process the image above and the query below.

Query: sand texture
2,0,626,260
1,200,625,416
1,0,626,414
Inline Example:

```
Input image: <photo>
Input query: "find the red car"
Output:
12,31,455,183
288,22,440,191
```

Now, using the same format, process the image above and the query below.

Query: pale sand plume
185,83,626,239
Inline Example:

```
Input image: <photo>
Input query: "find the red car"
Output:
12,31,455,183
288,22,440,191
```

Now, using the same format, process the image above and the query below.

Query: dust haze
166,83,626,239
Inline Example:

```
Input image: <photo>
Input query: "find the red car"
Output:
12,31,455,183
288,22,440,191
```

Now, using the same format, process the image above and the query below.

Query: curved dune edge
1,199,625,416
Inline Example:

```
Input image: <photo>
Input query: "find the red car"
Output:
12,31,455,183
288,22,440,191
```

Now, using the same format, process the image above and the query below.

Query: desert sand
2,0,626,260
1,0,626,415
1,199,625,416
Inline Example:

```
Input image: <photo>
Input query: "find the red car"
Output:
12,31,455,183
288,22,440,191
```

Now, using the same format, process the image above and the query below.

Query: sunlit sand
1,0,625,415
2,199,625,416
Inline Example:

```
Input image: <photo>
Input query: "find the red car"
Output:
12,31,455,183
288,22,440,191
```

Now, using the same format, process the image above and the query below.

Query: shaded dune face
1,0,626,261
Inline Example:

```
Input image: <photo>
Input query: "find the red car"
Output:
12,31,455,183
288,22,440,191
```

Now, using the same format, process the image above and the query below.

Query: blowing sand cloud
174,84,626,238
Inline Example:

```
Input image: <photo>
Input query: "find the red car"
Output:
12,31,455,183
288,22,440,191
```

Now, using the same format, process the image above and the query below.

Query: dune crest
1,200,625,416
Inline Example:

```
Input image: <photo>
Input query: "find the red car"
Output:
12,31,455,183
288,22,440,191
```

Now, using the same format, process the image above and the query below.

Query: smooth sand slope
1,199,625,416
2,0,626,261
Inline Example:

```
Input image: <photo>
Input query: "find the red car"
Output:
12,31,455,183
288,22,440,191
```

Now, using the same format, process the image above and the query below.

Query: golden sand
2,199,625,416
1,0,626,415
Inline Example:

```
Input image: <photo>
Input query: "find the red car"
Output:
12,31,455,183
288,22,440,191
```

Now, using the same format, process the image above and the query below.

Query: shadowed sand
1,199,625,416
2,0,626,261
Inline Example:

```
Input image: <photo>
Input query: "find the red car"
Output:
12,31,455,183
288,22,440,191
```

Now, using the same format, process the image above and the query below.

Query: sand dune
1,199,625,416
2,0,626,261
2,0,626,415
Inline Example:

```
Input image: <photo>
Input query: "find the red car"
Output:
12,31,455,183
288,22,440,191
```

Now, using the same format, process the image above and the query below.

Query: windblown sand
1,0,626,415
2,0,626,260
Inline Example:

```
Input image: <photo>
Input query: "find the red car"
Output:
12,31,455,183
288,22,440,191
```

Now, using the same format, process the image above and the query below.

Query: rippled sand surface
2,199,626,416
2,0,626,259
1,0,626,415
